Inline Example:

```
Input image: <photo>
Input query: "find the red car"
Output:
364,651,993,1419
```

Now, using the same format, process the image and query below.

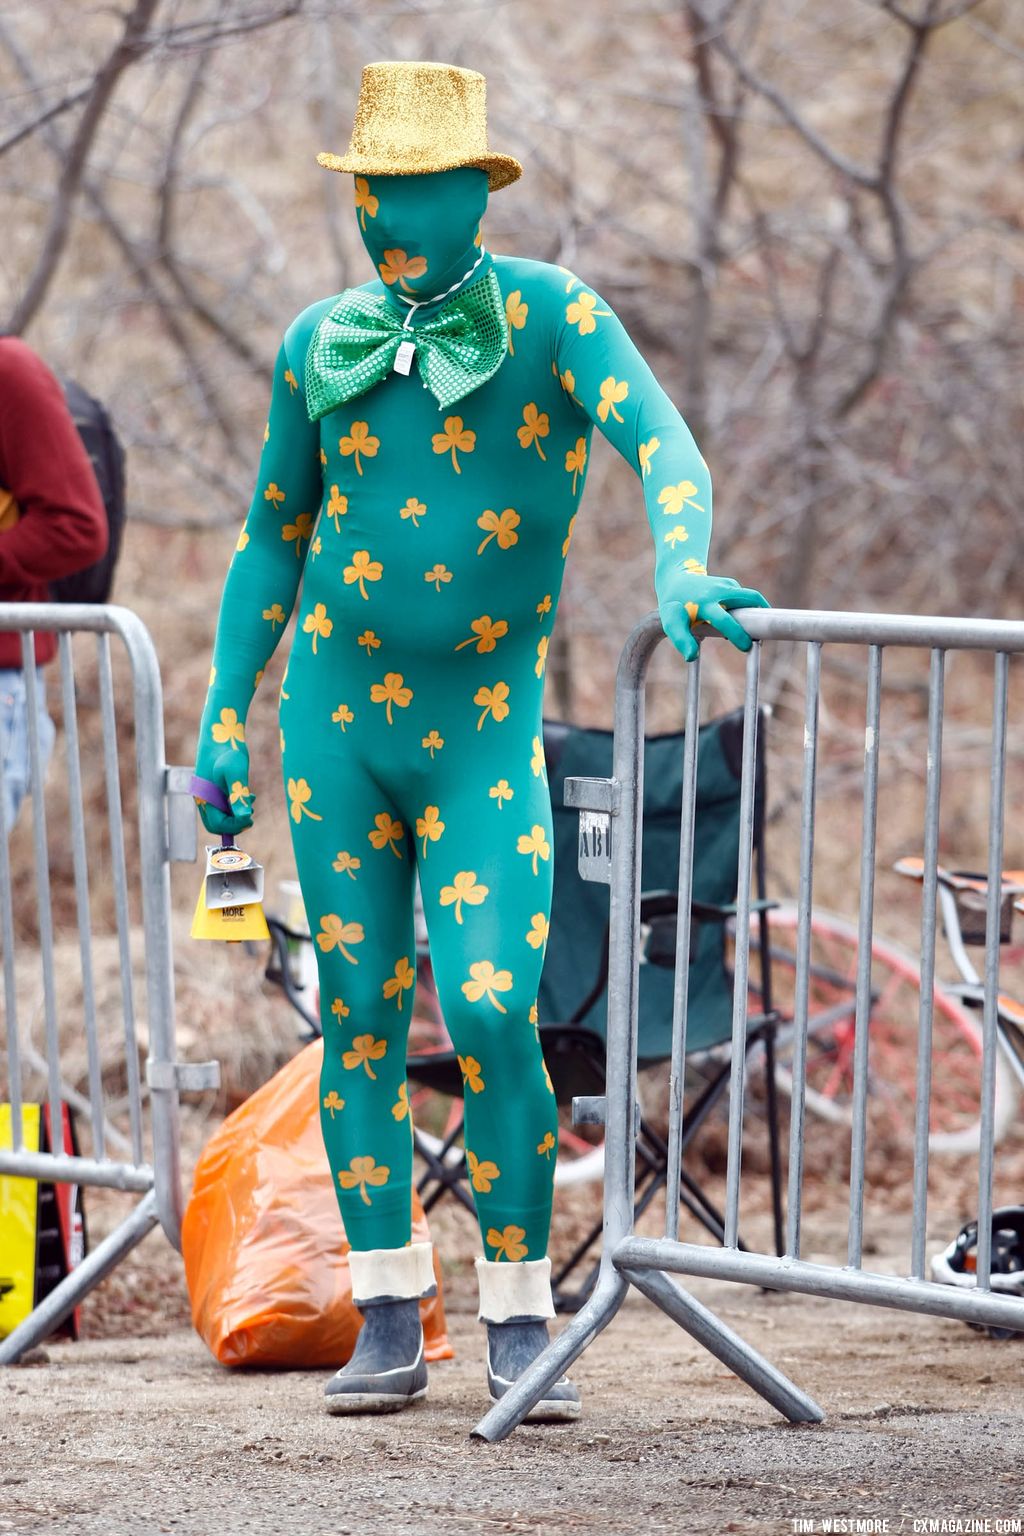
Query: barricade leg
0,1190,160,1364
470,1261,629,1441
616,1261,823,1424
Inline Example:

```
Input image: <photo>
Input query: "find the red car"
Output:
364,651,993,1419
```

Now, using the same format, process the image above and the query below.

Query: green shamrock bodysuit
193,166,766,1262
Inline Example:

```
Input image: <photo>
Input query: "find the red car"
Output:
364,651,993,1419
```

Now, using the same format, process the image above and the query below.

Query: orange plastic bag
182,1040,454,1367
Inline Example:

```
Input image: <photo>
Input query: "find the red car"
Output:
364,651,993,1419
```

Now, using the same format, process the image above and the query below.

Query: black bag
49,378,127,605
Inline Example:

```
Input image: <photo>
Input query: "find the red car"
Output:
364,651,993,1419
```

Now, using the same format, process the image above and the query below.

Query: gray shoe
486,1317,581,1423
325,1297,428,1414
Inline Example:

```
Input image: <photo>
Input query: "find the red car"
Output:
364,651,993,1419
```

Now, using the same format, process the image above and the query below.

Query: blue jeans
0,666,56,833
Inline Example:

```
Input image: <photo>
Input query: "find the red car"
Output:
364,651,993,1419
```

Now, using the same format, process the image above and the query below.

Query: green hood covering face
355,167,490,309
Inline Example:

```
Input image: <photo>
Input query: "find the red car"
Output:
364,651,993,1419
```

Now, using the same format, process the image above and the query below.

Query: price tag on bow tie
393,339,416,376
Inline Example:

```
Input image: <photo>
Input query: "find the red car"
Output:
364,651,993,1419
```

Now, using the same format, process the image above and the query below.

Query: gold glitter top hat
316,61,522,192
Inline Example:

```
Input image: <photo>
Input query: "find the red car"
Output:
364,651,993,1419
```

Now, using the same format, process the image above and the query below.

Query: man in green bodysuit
193,60,768,1421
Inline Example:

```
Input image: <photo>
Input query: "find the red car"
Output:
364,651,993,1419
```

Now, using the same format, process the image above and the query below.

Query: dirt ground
4,1222,1024,1536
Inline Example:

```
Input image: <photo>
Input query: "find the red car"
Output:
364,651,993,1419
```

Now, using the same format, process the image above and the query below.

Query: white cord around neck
395,246,487,329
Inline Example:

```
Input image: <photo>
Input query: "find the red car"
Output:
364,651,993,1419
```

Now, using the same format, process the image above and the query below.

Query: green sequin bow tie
304,266,509,420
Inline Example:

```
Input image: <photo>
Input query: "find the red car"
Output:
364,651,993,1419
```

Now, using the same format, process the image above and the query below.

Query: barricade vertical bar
0,685,22,1151
910,648,944,1279
98,632,143,1163
723,642,761,1251
785,640,822,1260
58,632,105,1160
21,630,62,1149
665,653,702,1242
975,650,1009,1292
847,644,882,1269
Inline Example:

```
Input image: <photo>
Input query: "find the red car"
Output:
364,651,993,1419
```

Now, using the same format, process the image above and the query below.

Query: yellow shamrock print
262,603,286,631
565,438,587,495
562,514,578,558
543,1060,555,1095
339,421,379,476
556,366,584,407
664,525,689,548
467,1150,501,1193
235,529,250,552
344,550,383,599
424,563,453,591
400,497,426,527
432,416,475,474
391,1082,409,1122
323,1090,345,1119
358,629,381,655
284,369,298,394
658,480,705,517
354,176,378,229
283,512,314,556
535,635,548,678
229,781,251,808
537,1130,556,1159
326,486,348,530
474,681,511,730
685,601,700,626
683,558,708,574
368,811,405,858
597,376,629,423
565,291,611,335
343,1033,387,1079
208,666,216,686
517,824,551,875
638,437,660,478
489,779,513,808
531,736,546,778
254,669,264,690
211,707,245,748
332,703,354,732
378,247,428,290
462,960,514,1013
288,777,323,823
303,602,333,653
370,672,413,725
422,729,444,757
526,913,550,950
455,615,508,654
383,956,415,1011
505,290,527,354
559,267,581,293
536,594,552,619
264,482,285,510
318,446,326,467
416,805,445,858
487,1225,528,1262
439,870,489,924
311,536,322,560
476,508,520,555
264,422,270,446
338,1155,390,1206
331,997,350,1020
332,850,360,878
316,914,364,963
458,1054,485,1093
517,403,549,460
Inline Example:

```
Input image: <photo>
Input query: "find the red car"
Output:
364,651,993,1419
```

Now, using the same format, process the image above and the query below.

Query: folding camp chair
406,707,785,1312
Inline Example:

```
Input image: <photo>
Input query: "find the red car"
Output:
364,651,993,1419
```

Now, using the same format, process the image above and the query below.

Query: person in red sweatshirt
0,337,108,831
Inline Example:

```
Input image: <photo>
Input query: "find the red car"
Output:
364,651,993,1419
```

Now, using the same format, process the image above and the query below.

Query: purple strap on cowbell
190,773,239,849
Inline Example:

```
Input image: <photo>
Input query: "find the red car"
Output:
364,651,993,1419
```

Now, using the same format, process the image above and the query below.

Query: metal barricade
474,607,1024,1441
0,603,214,1363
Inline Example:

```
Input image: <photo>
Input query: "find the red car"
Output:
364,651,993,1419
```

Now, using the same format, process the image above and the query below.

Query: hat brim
316,150,522,192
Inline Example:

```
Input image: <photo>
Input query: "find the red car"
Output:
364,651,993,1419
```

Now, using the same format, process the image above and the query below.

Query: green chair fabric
539,708,763,1062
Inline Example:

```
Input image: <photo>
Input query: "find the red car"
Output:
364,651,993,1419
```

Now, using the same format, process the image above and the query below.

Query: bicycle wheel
749,904,1018,1155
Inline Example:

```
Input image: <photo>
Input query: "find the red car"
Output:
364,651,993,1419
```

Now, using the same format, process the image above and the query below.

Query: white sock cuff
348,1240,435,1303
475,1255,555,1322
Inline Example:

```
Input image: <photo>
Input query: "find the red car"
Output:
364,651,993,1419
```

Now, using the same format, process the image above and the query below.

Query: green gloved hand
192,738,255,838
658,571,771,663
